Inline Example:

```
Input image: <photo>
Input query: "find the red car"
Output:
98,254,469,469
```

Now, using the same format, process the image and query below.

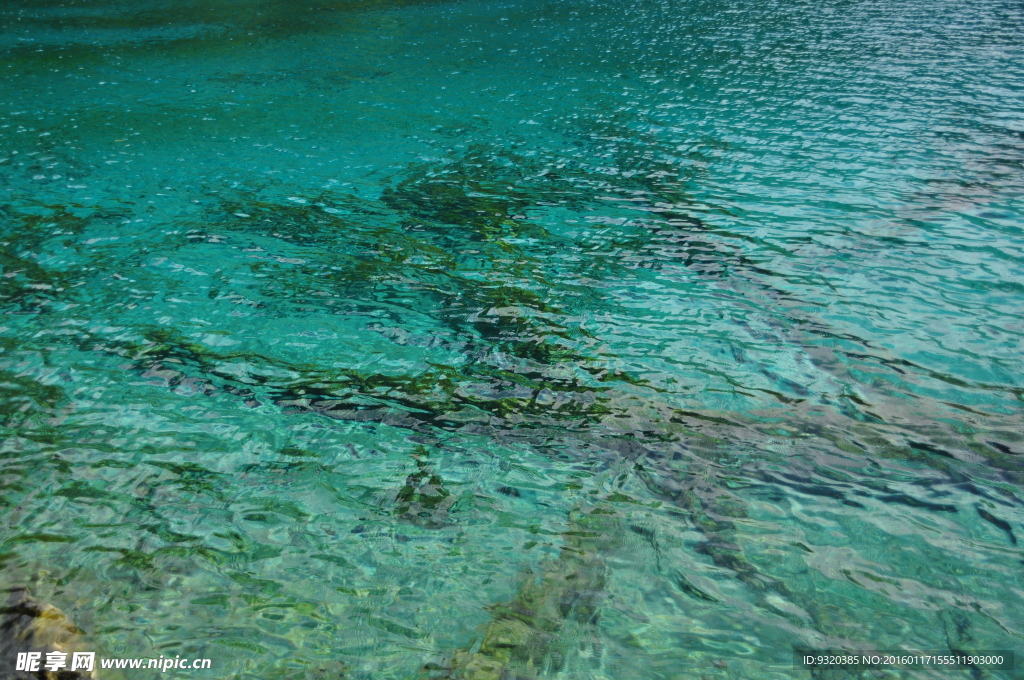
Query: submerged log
437,508,612,680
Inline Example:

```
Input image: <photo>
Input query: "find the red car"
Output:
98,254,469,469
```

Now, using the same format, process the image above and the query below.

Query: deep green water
1,0,1023,678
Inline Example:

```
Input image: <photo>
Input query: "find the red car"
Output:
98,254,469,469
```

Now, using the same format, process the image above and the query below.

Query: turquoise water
1,0,1023,677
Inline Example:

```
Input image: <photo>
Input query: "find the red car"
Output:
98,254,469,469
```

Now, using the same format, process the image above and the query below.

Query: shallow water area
2,0,1024,678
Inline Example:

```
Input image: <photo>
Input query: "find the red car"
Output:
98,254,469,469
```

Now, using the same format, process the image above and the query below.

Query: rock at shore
0,586,94,680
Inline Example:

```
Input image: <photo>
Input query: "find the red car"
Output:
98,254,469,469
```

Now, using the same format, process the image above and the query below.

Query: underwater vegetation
2,133,1021,679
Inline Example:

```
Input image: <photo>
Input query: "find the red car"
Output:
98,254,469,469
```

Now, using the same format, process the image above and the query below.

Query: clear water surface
1,0,1023,678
